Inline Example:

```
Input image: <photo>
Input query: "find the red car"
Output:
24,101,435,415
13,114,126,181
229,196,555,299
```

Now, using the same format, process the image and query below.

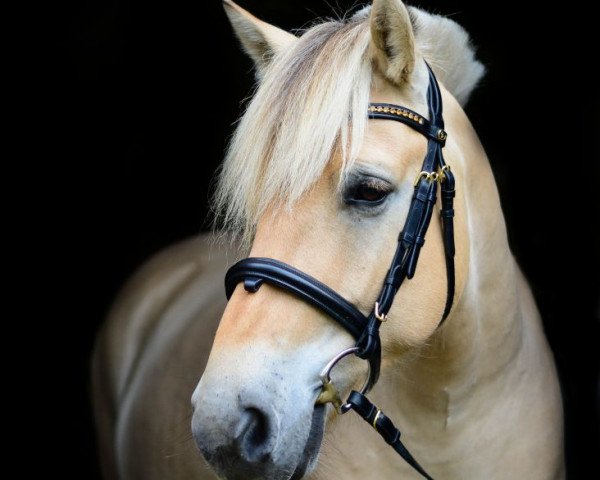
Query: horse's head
192,1,484,478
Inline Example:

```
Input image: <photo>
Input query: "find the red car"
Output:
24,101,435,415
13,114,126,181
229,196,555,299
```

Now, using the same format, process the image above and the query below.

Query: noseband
224,65,454,479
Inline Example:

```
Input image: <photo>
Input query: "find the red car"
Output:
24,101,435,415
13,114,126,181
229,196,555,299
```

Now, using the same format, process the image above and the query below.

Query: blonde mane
213,15,371,246
408,7,485,106
213,6,484,247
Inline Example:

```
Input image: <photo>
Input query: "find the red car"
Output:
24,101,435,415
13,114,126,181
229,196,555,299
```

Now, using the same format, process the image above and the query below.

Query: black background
49,0,598,477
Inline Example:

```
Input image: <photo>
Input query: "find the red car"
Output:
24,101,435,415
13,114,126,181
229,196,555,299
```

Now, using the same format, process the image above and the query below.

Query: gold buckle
438,164,451,183
415,165,451,186
374,302,388,322
413,171,438,187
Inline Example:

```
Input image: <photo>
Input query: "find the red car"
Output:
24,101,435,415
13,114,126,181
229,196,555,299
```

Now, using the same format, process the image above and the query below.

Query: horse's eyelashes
356,184,387,202
344,177,393,207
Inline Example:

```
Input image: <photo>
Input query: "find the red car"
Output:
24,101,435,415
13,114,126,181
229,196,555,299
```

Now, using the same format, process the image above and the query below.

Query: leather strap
439,167,456,322
354,65,455,368
345,391,433,480
225,258,368,340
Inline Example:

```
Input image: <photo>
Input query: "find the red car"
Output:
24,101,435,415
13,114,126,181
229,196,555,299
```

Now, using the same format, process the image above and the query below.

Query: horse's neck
381,128,528,422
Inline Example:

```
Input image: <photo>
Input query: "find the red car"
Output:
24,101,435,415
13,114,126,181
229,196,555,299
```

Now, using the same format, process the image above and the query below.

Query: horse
92,1,565,478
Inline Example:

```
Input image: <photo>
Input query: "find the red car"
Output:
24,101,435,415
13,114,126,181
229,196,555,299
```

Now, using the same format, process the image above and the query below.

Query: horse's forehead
359,121,428,168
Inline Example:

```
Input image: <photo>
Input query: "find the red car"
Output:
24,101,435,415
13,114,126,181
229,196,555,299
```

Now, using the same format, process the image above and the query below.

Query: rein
224,65,454,479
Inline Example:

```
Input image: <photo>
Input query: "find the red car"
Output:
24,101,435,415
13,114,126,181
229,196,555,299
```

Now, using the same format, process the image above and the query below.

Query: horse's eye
345,179,392,206
354,184,388,202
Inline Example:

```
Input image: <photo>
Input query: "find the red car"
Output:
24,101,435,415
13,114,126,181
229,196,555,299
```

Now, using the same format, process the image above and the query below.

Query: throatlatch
225,65,454,480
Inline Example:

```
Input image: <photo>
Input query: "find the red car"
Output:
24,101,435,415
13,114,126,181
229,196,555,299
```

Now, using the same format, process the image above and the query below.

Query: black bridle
224,65,454,480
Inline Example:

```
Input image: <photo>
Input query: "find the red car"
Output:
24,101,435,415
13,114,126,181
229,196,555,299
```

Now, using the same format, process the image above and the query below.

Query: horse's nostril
234,407,272,462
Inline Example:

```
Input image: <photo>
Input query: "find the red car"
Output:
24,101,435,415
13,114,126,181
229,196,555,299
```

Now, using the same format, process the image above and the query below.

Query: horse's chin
291,405,326,479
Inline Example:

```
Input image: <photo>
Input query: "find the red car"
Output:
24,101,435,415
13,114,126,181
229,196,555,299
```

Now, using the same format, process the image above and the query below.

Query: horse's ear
223,0,297,76
369,0,416,86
